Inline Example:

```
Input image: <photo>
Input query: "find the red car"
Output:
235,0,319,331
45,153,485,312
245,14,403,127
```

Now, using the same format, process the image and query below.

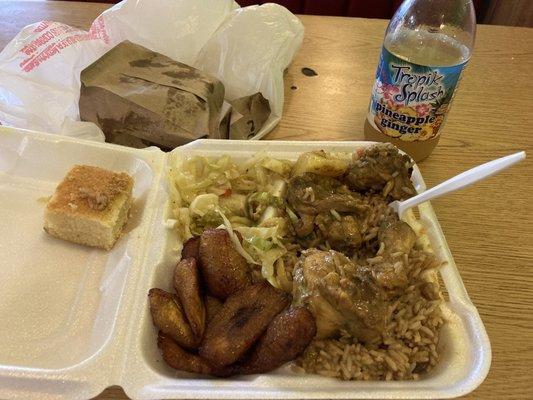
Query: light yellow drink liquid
365,0,476,162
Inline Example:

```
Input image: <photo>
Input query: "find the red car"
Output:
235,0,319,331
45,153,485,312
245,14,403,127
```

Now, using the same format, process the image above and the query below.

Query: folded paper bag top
79,40,225,149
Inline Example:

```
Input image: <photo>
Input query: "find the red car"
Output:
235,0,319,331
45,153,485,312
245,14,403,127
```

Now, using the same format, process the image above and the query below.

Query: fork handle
398,151,526,215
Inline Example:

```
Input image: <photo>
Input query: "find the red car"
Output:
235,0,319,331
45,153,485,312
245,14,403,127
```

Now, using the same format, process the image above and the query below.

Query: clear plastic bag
0,0,303,142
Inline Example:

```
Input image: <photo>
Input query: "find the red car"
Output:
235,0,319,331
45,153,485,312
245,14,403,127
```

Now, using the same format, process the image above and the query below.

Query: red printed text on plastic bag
18,17,110,73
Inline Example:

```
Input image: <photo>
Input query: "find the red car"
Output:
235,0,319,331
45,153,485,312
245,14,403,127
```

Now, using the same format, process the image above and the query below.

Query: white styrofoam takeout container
0,126,491,399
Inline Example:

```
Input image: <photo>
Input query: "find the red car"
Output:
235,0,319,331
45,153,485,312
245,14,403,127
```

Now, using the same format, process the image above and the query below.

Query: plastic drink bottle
364,0,476,161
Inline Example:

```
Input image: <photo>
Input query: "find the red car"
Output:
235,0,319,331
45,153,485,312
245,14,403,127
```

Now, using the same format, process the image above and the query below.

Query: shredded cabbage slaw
168,152,293,290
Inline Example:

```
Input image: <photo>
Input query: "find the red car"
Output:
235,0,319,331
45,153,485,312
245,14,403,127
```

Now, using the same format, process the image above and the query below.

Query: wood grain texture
1,2,532,399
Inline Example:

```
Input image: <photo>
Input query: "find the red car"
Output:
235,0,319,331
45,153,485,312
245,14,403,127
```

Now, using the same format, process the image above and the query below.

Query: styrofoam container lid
0,127,491,399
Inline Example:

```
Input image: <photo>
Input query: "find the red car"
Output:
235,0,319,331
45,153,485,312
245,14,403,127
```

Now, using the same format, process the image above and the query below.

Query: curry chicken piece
286,173,368,250
372,219,417,290
292,249,388,343
291,219,418,342
345,143,416,201
287,173,368,216
314,213,363,250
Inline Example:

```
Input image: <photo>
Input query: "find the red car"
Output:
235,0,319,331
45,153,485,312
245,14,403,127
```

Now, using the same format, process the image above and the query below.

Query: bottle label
368,46,467,142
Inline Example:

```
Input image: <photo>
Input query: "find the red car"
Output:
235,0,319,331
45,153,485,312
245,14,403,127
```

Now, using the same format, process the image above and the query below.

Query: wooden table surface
1,1,532,399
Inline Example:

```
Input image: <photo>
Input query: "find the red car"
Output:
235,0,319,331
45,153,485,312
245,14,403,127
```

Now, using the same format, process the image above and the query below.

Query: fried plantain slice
205,295,223,324
199,282,290,367
148,288,200,350
199,229,251,300
174,258,206,338
234,306,316,374
182,236,200,261
158,333,213,375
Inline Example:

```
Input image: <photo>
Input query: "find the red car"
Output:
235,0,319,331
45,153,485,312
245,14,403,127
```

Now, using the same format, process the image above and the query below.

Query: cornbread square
44,165,134,250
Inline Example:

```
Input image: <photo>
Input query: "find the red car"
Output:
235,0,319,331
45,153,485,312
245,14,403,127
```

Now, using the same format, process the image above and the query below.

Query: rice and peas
167,148,444,381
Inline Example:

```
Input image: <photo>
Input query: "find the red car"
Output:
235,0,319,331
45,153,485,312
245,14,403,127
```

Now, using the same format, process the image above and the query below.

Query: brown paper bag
229,93,271,139
79,41,225,148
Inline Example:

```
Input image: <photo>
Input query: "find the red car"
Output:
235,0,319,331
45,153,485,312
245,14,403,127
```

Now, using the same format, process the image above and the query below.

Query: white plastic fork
389,151,526,217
